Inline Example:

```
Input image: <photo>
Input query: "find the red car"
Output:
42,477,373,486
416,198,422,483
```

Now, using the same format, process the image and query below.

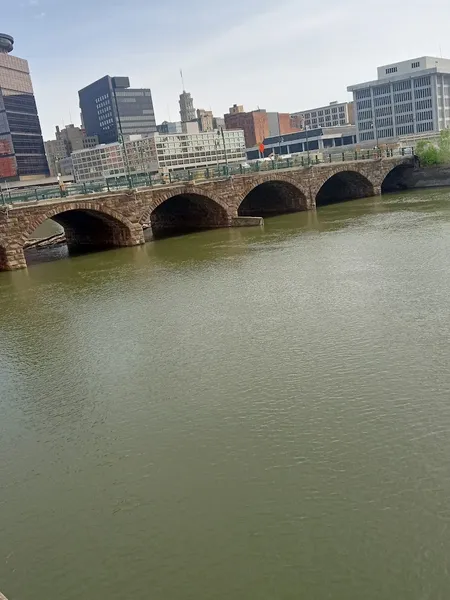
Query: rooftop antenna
439,44,443,58
69,109,73,124
180,68,186,92
167,103,172,122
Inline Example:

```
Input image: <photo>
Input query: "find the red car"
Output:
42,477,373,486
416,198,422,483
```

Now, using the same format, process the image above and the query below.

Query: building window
386,67,398,74
393,80,411,92
412,61,420,69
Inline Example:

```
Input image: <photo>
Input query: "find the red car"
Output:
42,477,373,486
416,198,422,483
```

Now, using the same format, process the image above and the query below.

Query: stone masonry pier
0,157,413,270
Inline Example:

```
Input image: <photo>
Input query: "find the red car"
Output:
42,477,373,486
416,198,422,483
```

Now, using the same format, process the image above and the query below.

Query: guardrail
1,147,413,206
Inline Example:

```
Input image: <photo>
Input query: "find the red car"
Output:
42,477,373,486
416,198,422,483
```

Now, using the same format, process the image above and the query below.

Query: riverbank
406,164,450,188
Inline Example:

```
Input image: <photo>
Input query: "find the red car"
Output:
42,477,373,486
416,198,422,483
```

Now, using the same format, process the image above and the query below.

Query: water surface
1,189,450,600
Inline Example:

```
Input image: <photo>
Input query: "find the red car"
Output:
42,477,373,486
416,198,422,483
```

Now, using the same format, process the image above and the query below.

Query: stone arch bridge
0,156,413,270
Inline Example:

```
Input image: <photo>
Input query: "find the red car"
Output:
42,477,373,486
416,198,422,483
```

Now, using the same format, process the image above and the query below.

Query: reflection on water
1,188,450,600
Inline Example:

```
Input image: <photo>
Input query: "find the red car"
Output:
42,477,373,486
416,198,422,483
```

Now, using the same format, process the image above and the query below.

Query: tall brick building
224,106,298,148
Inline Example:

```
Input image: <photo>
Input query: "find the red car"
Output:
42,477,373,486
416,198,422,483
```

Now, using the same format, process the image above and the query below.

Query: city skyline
4,0,450,139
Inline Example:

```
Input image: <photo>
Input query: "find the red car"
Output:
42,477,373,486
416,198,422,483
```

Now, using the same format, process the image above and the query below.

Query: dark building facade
0,33,49,180
79,76,156,145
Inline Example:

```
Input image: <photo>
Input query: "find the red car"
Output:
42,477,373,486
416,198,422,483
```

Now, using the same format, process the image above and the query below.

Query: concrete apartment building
0,33,49,180
348,57,450,143
291,101,354,130
71,129,246,183
79,76,157,145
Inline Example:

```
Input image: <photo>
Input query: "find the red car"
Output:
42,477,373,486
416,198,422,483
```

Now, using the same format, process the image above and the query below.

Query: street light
305,126,311,165
112,83,132,186
218,127,229,172
369,120,379,154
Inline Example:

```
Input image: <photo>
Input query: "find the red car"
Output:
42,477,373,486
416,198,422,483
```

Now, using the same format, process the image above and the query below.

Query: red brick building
224,106,300,148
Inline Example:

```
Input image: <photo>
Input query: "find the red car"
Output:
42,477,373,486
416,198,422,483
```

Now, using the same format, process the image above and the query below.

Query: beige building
291,101,355,129
197,109,214,132
71,129,246,183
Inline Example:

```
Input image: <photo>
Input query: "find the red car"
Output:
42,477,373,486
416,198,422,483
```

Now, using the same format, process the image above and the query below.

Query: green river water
1,188,450,600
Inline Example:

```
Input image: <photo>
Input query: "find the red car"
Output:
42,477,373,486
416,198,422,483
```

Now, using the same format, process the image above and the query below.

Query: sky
3,0,450,139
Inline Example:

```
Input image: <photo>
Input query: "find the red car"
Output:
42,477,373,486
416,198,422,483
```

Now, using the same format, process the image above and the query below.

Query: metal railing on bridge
1,147,413,206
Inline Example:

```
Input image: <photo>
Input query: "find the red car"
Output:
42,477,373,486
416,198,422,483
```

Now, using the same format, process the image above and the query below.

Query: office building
79,75,156,145
246,126,357,160
291,101,354,130
45,124,98,176
348,57,450,143
157,121,182,134
155,129,246,172
0,33,49,180
72,129,246,183
179,90,196,122
197,109,214,132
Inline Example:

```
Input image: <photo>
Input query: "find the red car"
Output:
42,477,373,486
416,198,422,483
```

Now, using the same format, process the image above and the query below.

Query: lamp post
214,138,220,176
112,83,132,186
219,127,229,172
369,120,379,155
305,126,311,165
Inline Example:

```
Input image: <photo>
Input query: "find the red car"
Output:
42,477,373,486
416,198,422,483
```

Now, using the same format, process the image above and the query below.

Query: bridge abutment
0,245,27,271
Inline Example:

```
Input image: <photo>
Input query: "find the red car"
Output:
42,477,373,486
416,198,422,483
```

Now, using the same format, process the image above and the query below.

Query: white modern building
291,101,354,129
155,130,246,171
72,129,246,183
348,57,450,143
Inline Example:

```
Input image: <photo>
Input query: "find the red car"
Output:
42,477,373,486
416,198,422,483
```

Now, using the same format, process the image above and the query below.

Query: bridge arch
381,163,414,193
21,203,143,259
315,169,375,207
144,189,230,238
238,178,308,217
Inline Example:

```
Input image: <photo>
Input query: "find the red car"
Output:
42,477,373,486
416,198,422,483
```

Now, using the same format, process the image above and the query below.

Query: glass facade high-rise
0,33,49,180
79,76,157,145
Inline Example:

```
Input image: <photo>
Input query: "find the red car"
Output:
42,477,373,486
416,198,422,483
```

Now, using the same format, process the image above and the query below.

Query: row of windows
357,99,371,110
414,76,431,88
415,87,432,99
359,121,374,131
374,84,391,96
374,96,391,107
396,124,415,135
355,89,371,100
376,117,393,128
378,127,394,139
360,131,374,141
394,91,412,103
393,80,411,92
385,67,398,74
412,61,421,69
416,98,432,110
417,121,434,132
375,106,392,117
302,106,344,118
358,109,373,120
417,110,433,122
395,103,413,114
396,113,414,124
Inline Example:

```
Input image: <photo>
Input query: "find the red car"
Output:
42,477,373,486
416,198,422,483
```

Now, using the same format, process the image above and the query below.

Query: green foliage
416,129,450,165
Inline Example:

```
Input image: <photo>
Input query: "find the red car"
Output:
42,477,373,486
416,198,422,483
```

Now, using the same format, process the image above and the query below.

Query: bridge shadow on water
14,188,448,275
